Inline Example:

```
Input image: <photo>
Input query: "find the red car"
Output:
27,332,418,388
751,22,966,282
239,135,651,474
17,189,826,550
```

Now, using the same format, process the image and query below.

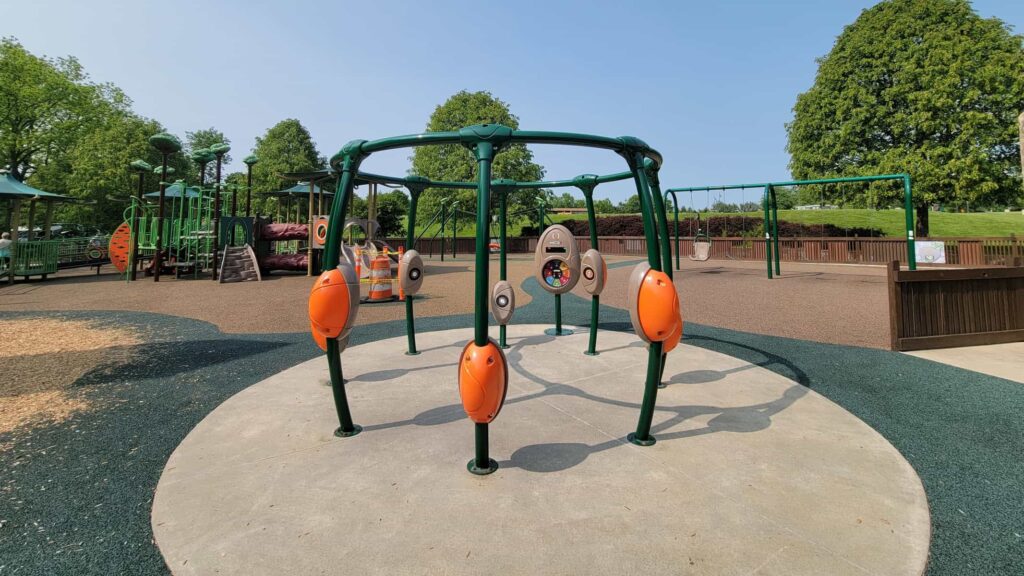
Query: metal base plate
467,458,499,475
544,328,574,337
334,424,363,438
627,432,656,447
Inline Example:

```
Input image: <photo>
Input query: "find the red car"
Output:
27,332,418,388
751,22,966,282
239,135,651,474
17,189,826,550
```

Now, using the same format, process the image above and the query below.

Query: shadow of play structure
308,125,683,475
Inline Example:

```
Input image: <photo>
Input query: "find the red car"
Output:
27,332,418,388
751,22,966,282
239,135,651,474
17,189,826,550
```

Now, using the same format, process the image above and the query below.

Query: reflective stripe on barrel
366,255,393,301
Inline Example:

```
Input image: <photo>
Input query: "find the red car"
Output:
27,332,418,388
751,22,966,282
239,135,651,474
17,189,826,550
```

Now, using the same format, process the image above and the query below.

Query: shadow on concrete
359,332,811,473
351,363,455,383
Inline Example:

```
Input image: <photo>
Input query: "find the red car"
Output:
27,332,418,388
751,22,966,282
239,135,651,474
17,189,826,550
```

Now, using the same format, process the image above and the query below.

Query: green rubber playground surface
1,280,1021,575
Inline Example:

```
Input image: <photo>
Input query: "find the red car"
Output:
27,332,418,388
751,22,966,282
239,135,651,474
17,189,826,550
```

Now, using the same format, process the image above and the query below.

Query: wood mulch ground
0,257,889,348
0,318,140,437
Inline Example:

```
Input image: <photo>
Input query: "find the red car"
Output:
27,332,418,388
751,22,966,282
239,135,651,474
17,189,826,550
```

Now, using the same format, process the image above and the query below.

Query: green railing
7,241,59,277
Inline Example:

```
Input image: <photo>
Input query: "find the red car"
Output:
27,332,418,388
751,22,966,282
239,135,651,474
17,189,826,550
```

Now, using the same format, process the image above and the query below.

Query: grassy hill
409,209,1024,238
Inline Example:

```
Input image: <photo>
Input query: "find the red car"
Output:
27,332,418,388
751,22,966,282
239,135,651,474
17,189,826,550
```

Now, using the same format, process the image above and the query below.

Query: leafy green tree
186,128,230,183
375,189,409,237
787,0,1024,235
550,191,584,209
617,194,642,214
410,91,546,221
593,198,615,214
251,119,324,217
773,186,798,209
0,37,129,182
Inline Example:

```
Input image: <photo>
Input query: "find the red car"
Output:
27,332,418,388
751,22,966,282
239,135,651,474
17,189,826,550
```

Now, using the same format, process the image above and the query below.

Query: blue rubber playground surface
1,280,1022,575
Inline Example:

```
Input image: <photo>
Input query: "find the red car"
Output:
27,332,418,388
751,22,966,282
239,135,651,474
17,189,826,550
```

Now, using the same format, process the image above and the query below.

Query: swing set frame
665,173,916,278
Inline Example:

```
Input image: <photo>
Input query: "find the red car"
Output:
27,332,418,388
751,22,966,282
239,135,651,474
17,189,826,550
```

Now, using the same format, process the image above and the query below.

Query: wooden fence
389,235,1024,267
887,261,1024,351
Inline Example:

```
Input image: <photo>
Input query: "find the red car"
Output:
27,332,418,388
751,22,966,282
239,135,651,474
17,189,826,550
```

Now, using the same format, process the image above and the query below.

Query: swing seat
690,237,711,262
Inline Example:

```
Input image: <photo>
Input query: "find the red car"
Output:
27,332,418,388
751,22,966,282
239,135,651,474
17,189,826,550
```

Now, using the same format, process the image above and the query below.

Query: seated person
0,231,12,262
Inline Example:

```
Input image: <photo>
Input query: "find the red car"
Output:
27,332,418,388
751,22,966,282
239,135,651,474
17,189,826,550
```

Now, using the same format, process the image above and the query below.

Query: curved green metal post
666,190,680,271
624,147,663,446
322,143,366,438
646,165,673,388
405,183,423,355
762,185,774,280
646,164,673,279
903,174,916,270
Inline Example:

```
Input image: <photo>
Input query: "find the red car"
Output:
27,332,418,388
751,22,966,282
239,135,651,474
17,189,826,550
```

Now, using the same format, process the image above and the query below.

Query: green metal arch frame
318,125,670,472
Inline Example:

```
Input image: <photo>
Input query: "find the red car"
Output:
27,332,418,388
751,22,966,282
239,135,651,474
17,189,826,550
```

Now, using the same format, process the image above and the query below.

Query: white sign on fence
915,241,946,264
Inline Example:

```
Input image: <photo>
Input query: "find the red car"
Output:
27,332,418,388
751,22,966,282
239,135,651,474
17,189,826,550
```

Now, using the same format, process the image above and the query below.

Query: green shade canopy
130,159,153,173
191,148,215,164
210,142,231,156
144,182,202,199
263,182,333,197
243,154,259,166
149,132,183,154
0,172,72,202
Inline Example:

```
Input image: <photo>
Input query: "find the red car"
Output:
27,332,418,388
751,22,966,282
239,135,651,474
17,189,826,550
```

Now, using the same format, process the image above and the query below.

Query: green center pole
469,136,496,474
323,141,367,438
770,186,781,275
576,175,601,356
555,293,562,333
903,174,916,270
625,146,663,447
404,184,422,355
452,203,457,259
762,185,774,280
498,185,509,349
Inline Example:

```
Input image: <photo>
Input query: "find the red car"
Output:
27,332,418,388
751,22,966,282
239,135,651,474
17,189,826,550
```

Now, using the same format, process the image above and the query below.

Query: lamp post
243,155,258,217
128,160,152,281
210,142,231,280
148,132,182,282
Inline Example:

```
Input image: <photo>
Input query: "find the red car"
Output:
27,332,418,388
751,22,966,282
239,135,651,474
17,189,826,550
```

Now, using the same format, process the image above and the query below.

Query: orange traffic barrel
365,255,394,302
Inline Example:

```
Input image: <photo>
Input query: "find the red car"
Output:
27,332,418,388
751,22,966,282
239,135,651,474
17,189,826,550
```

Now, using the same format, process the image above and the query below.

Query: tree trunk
915,205,930,238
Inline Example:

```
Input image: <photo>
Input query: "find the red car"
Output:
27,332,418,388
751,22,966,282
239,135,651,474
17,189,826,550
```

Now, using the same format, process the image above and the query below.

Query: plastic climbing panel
109,222,132,274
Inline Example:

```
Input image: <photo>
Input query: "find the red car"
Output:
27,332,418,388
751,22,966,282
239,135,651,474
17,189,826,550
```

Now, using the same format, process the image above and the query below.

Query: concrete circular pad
153,325,929,575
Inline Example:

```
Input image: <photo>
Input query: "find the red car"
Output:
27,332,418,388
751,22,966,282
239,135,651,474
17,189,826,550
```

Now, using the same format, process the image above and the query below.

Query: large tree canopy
786,0,1024,234
186,128,230,183
0,37,129,182
410,90,545,220
250,119,324,216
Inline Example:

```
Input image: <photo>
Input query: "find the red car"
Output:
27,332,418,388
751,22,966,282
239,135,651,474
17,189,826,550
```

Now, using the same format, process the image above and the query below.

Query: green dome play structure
310,125,681,475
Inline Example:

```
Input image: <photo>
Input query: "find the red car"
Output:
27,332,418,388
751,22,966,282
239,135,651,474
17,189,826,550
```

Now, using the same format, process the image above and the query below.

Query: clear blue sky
3,0,1022,205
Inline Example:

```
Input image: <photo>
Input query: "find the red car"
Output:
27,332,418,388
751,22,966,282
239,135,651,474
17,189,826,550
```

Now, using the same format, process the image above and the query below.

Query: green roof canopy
0,172,72,202
145,182,203,199
263,182,332,197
